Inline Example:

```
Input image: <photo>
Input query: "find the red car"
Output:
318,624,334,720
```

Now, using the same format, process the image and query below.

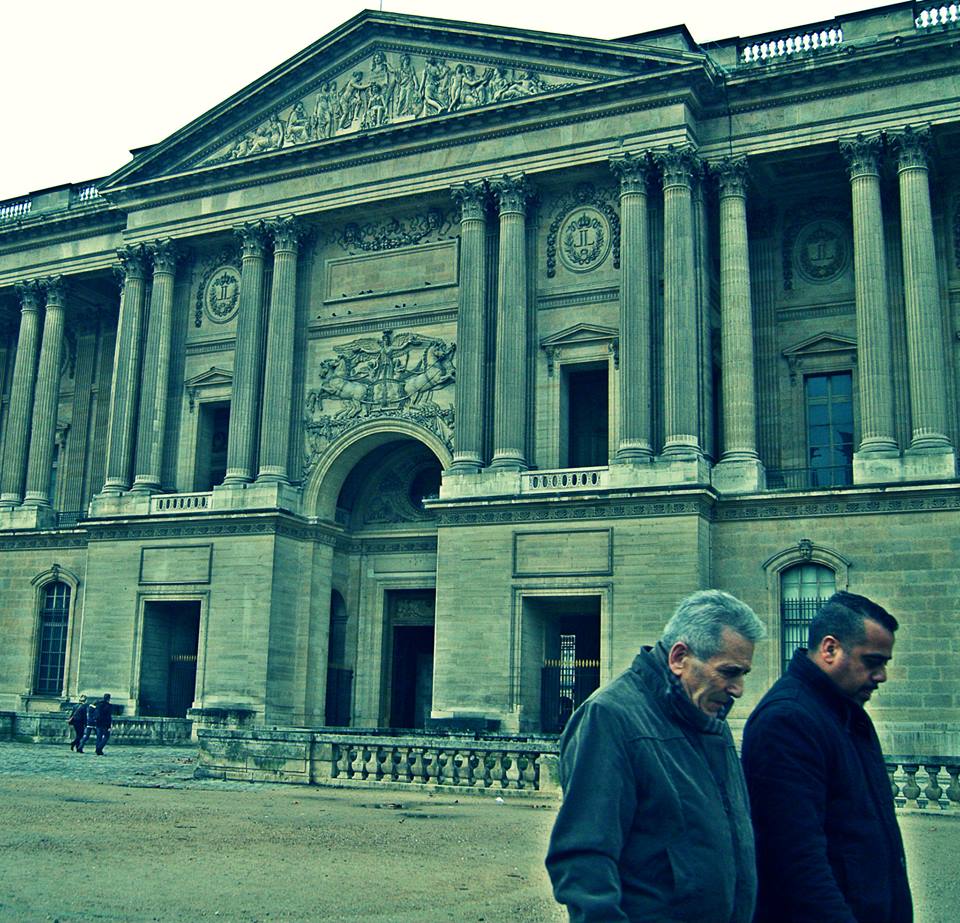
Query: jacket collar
787,648,867,728
632,643,726,736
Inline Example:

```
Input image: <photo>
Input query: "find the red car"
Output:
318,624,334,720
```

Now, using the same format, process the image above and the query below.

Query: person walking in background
94,693,113,756
742,591,912,923
76,697,98,753
67,694,87,751
546,589,765,923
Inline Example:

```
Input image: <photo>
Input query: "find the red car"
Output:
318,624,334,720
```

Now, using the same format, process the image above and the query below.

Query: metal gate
541,660,600,734
167,654,197,718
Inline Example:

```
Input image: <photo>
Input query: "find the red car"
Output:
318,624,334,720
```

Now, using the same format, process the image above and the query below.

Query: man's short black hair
808,591,898,649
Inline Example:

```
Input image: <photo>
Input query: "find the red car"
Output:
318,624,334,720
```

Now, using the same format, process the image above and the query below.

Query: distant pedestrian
77,698,97,752
67,694,87,751
94,693,113,756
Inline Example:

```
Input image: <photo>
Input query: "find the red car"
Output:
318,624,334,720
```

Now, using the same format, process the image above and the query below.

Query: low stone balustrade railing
521,467,607,493
887,757,960,811
740,24,842,64
916,4,959,28
150,492,212,514
196,727,561,795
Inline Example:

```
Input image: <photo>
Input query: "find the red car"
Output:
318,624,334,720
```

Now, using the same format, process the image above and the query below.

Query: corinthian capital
42,276,67,308
266,215,304,251
888,125,932,171
14,279,44,312
839,133,883,178
610,152,652,195
148,238,181,275
713,156,750,198
451,181,489,222
653,145,700,189
116,244,149,282
490,174,533,215
235,221,268,259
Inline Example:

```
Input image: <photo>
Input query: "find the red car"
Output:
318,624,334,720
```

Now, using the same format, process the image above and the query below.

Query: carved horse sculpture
401,341,456,403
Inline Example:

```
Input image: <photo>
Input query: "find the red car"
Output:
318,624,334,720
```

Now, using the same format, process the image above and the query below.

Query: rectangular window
565,365,609,468
805,372,853,487
35,582,70,695
194,402,230,491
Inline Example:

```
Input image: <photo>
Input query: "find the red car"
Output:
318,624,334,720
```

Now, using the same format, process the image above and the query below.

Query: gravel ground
0,742,956,922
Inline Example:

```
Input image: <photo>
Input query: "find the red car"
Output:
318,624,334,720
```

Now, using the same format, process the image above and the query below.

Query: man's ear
668,641,690,677
819,634,842,665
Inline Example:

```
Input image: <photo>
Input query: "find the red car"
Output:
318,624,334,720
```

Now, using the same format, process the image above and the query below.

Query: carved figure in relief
248,115,284,154
340,70,370,129
363,83,388,129
419,58,450,115
369,51,396,117
459,65,491,108
284,102,311,146
312,81,339,139
487,66,512,102
394,54,420,116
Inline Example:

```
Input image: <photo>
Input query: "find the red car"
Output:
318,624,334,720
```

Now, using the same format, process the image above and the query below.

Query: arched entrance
306,428,445,729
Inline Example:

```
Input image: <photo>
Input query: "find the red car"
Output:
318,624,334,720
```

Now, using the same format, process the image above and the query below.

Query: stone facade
0,6,958,751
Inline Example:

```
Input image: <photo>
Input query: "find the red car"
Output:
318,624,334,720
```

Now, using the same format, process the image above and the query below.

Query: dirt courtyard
0,742,957,922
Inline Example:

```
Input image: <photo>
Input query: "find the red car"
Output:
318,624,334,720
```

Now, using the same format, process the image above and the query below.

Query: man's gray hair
661,589,766,659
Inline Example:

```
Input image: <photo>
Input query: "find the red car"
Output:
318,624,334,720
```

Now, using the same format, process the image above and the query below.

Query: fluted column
489,175,532,470
449,181,488,473
224,222,268,485
132,240,179,492
101,246,149,493
714,157,760,463
0,281,44,505
840,134,898,454
890,127,952,451
610,153,653,461
257,216,302,484
655,146,701,456
23,278,67,507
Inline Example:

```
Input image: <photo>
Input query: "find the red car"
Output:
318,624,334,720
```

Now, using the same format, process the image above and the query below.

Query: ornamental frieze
303,329,456,471
335,208,454,253
206,51,578,165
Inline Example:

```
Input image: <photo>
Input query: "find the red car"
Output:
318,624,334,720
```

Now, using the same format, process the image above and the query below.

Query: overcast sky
2,0,892,201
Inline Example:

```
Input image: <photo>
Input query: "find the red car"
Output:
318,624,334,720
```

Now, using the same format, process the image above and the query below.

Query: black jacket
94,700,113,730
546,644,756,923
741,650,912,923
68,703,87,728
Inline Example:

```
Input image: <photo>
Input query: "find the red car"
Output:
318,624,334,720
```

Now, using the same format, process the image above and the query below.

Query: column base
21,494,51,509
853,446,957,484
613,446,654,464
129,478,161,494
488,455,528,472
712,457,766,495
438,466,522,500
447,458,483,476
606,455,711,489
213,479,301,514
0,505,56,530
88,491,153,518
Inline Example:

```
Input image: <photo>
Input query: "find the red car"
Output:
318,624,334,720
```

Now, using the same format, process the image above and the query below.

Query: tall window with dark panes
34,581,70,695
780,563,836,673
566,366,609,468
804,372,853,487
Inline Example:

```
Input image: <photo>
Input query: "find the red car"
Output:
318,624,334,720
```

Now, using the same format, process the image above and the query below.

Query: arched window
780,563,836,673
34,581,71,695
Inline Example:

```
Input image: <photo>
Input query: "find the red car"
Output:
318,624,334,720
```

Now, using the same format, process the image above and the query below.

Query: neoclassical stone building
1,4,958,748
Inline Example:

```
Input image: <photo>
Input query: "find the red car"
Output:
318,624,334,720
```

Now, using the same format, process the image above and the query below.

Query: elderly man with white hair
546,589,766,923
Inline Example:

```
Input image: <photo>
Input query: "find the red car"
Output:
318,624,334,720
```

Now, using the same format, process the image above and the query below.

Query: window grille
780,563,835,673
34,581,71,695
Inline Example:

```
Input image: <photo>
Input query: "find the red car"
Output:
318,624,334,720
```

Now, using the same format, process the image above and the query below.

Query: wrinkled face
668,627,755,716
820,618,894,704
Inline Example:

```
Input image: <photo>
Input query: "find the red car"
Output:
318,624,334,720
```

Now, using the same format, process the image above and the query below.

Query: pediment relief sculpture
203,50,580,165
304,329,456,471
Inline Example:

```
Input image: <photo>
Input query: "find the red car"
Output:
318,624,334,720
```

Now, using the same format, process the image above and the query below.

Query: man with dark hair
94,693,113,756
547,589,765,922
742,591,912,923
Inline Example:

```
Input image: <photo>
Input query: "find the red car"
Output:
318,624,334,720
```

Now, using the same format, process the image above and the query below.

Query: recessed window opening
34,581,70,695
805,372,853,487
780,563,836,673
565,364,609,468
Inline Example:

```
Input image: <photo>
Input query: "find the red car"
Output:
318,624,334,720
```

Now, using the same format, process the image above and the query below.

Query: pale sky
2,0,893,201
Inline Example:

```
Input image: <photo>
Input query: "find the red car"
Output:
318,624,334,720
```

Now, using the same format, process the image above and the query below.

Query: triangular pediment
185,367,234,389
101,11,707,190
541,323,619,348
782,332,857,359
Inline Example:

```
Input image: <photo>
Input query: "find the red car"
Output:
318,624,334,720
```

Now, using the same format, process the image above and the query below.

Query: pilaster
489,175,533,471
0,281,43,506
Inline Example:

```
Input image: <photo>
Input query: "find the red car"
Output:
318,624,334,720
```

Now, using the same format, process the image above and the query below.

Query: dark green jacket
546,644,756,923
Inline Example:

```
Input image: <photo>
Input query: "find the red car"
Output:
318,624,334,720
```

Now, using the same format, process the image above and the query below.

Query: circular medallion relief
203,265,241,324
558,207,612,273
794,219,849,284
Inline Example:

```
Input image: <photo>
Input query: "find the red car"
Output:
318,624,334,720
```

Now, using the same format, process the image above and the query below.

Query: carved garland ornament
303,329,456,471
781,199,850,291
546,183,620,278
335,208,454,253
194,250,241,327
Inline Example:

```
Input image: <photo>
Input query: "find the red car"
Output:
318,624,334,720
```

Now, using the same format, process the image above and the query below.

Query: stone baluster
945,764,960,806
713,157,764,492
923,763,946,809
610,153,654,462
840,135,898,455
257,216,302,484
223,222,268,485
409,748,425,783
363,747,378,780
489,175,532,470
101,246,149,494
654,146,701,456
890,127,953,454
23,278,68,507
449,181,489,473
132,240,180,492
0,281,44,505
